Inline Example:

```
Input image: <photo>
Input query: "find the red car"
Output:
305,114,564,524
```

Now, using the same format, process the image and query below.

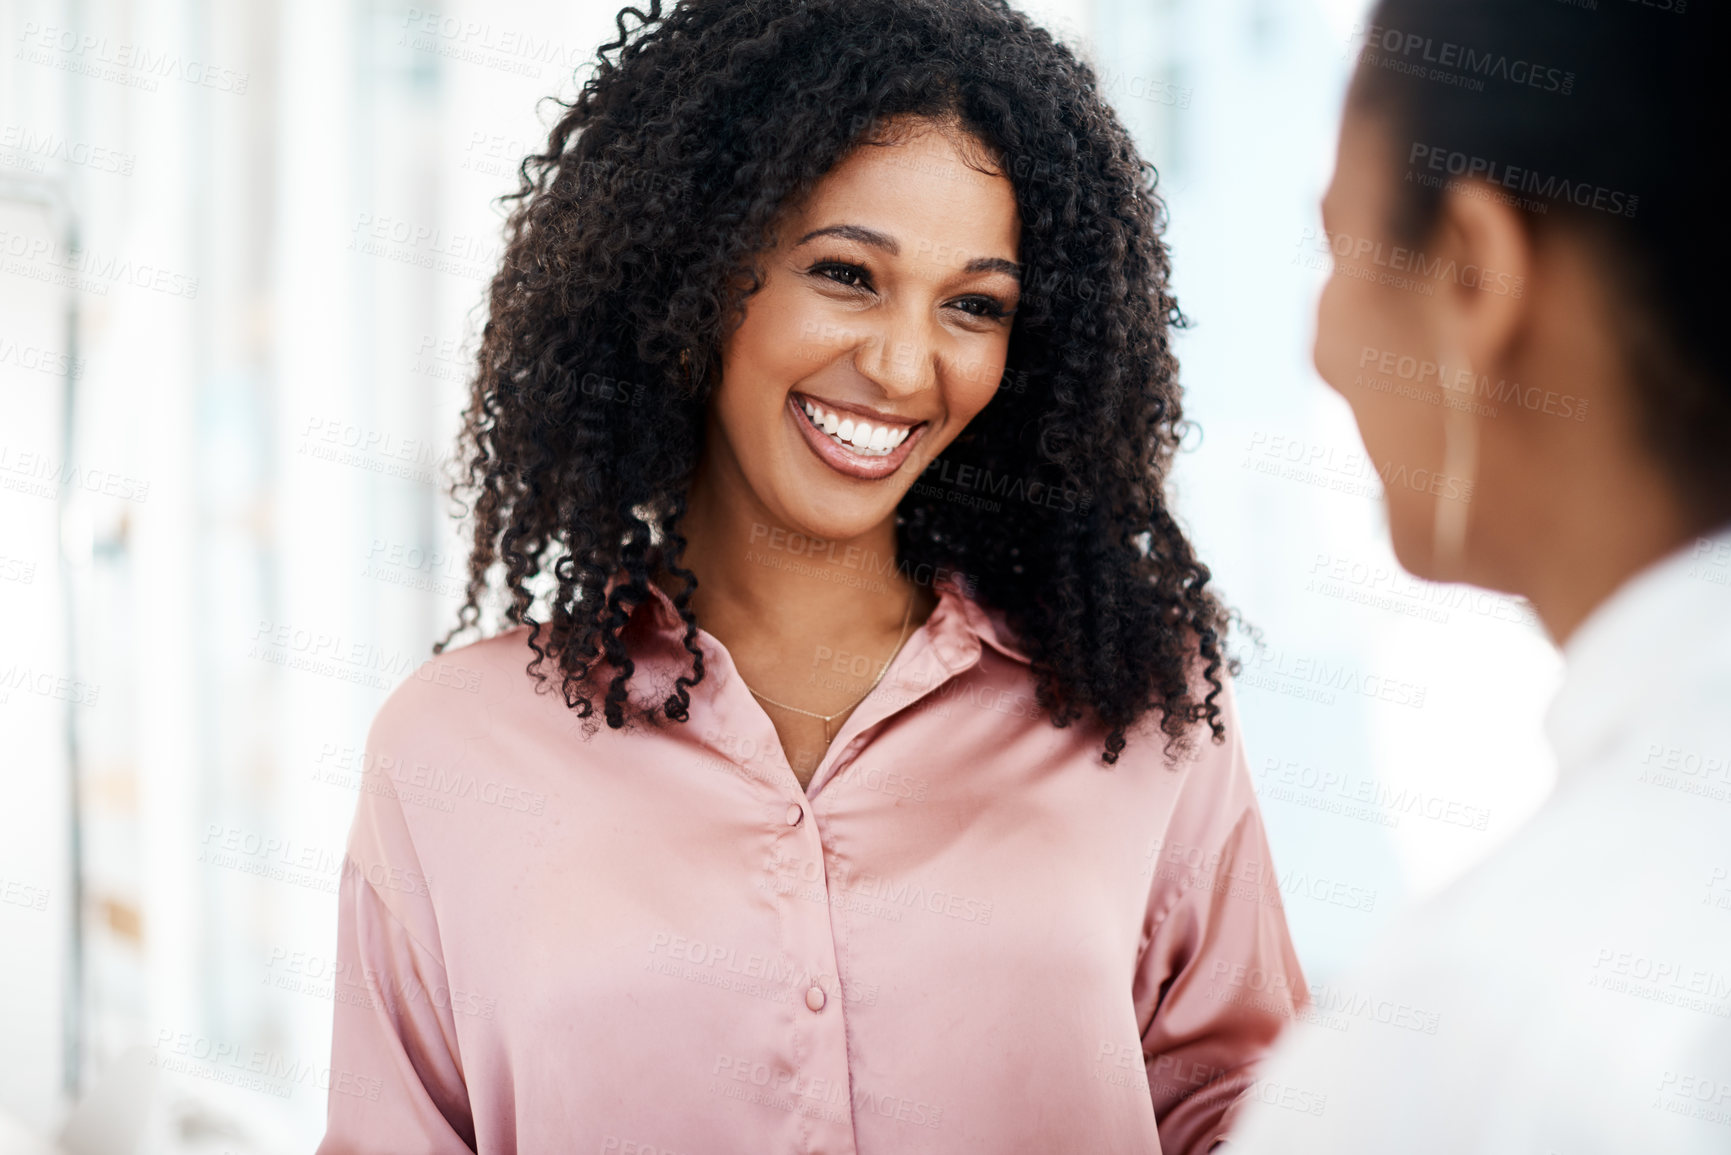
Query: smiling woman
440,0,1237,770
314,2,1308,1153
679,119,1027,767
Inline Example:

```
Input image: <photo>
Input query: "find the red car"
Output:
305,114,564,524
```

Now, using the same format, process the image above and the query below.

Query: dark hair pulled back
1351,0,1731,522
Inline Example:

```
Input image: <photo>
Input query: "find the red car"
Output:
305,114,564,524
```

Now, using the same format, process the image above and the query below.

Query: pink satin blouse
315,573,1307,1154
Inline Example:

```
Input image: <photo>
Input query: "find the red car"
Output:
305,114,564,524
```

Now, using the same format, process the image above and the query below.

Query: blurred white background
0,0,1560,1149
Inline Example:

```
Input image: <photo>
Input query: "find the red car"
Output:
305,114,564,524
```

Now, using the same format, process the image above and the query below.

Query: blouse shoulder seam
355,865,452,976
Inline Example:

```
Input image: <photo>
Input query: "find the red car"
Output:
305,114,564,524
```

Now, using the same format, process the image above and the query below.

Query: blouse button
805,985,827,1012
785,803,803,827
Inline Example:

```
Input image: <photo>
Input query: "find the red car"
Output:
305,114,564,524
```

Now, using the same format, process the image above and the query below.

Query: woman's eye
810,262,871,290
951,296,1013,320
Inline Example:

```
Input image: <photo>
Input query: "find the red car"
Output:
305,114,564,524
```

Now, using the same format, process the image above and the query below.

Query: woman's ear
1431,181,1534,384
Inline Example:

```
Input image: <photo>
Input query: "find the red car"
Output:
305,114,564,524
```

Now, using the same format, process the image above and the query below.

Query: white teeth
795,397,915,457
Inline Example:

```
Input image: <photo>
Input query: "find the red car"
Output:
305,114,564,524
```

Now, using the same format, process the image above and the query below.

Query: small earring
1432,343,1480,579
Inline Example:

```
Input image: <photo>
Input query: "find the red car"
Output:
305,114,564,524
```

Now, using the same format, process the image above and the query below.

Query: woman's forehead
786,126,1020,258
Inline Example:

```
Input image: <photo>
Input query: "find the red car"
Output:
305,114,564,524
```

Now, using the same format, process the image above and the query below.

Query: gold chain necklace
743,585,917,744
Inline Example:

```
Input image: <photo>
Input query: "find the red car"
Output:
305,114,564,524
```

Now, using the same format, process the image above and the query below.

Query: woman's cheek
786,301,863,377
949,342,1007,416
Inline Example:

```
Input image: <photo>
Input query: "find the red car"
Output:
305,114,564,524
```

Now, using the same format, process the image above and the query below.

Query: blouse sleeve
315,711,477,1154
1131,679,1310,1155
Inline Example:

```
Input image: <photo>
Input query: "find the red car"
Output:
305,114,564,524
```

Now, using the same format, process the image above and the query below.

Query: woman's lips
786,392,927,481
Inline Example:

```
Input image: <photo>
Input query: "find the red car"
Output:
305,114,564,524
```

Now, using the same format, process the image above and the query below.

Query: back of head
1351,0,1731,522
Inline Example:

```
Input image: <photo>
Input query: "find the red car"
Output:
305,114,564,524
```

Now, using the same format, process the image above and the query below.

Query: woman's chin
1385,512,1439,582
756,483,896,546
758,462,918,543
1394,552,1436,584
776,505,893,546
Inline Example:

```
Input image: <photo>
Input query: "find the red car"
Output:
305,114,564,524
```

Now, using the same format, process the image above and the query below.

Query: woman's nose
854,309,938,398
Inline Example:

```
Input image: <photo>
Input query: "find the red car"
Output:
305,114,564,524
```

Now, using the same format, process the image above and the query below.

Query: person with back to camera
315,1,1309,1152
1224,1,1731,1151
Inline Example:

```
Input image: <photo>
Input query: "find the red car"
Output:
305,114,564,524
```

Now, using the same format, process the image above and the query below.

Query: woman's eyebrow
796,224,1020,279
795,224,898,253
965,256,1021,281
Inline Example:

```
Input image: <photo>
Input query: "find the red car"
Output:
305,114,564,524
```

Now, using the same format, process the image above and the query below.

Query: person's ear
1431,181,1534,375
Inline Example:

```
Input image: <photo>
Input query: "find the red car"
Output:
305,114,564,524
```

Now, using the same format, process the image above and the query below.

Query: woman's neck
1518,500,1712,648
653,459,928,657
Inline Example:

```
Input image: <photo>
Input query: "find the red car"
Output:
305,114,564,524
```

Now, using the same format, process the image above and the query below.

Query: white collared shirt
1226,527,1731,1153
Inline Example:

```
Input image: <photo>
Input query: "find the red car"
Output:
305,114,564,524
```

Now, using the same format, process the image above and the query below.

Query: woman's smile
786,390,929,480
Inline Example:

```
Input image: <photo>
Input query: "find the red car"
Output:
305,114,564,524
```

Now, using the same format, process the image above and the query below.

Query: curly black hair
437,0,1238,765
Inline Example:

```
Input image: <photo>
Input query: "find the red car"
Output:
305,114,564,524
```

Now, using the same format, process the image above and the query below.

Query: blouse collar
620,566,1031,693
